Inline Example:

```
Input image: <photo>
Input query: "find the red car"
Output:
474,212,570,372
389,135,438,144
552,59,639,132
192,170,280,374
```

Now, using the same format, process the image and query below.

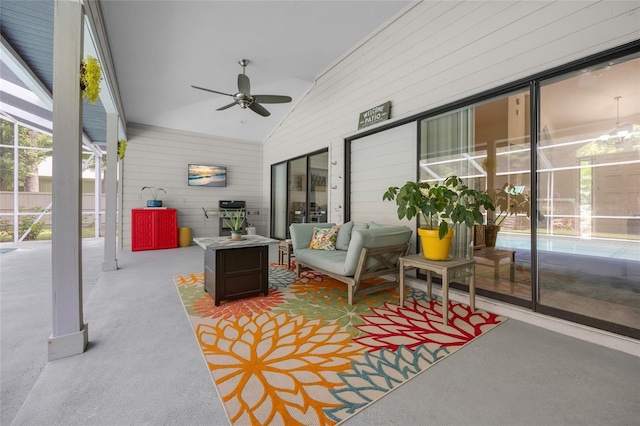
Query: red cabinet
131,208,178,251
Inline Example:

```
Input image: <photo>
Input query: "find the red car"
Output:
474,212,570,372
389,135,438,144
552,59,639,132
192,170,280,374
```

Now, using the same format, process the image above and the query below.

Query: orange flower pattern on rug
198,312,363,425
174,272,204,287
173,265,507,425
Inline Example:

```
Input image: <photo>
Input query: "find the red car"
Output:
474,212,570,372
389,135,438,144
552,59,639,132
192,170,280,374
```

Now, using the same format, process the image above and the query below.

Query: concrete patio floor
1,239,639,425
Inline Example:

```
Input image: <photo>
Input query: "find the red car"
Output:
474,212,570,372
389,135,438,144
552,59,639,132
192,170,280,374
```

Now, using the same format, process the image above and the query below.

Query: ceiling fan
191,59,292,117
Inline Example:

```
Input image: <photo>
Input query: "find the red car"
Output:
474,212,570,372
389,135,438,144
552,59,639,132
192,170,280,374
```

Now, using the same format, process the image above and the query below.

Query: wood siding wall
262,1,639,228
122,124,262,249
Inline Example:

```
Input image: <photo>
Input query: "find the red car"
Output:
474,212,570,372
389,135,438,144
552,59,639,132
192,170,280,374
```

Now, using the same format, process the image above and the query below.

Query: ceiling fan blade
216,101,238,111
253,95,292,104
238,74,250,94
191,85,233,97
249,102,270,117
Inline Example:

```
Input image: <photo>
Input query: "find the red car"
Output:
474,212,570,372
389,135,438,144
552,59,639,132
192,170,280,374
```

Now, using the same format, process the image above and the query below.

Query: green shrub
0,218,13,242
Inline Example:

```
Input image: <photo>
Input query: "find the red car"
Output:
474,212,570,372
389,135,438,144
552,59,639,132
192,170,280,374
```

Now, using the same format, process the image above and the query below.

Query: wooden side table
399,254,475,325
194,236,278,306
278,240,294,268
473,247,515,282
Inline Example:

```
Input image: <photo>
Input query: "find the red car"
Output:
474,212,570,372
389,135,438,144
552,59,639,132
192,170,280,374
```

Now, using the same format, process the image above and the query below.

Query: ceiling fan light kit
192,58,292,117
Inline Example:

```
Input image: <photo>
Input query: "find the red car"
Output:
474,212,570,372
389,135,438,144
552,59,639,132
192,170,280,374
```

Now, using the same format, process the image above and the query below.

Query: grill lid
219,200,246,209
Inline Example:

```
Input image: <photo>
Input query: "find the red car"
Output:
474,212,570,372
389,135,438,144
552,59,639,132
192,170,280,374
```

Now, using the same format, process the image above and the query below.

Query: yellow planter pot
178,227,192,247
418,228,455,260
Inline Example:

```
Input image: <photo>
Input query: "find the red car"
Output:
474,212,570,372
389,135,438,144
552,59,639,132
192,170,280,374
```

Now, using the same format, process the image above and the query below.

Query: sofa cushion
290,223,335,251
295,248,349,275
342,226,412,276
353,223,369,232
335,221,354,250
309,226,339,250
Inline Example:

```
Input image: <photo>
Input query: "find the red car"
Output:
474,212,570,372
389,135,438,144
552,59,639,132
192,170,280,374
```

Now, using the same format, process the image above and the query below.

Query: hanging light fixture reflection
599,96,633,144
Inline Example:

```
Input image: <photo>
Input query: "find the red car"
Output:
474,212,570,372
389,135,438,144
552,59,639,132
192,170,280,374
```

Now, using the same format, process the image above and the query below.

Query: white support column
103,113,118,271
12,119,19,243
49,0,88,361
117,157,124,251
95,152,101,238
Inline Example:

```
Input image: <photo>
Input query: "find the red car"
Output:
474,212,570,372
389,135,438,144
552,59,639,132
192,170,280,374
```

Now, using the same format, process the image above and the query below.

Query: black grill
219,200,246,236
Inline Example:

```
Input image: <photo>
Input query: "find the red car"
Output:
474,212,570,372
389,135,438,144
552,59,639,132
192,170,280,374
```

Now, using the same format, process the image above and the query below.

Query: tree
0,119,53,192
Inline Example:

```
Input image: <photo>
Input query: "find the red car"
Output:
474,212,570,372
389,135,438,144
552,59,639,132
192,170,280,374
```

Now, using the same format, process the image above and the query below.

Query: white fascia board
83,24,116,115
1,35,53,110
82,1,127,139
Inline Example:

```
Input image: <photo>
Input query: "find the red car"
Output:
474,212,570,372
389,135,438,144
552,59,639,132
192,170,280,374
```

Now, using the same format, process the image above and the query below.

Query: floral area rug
174,264,507,425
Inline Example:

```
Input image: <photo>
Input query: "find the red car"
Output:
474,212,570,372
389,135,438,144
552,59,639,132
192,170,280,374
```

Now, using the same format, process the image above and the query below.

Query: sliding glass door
537,54,640,329
419,89,533,305
270,149,328,239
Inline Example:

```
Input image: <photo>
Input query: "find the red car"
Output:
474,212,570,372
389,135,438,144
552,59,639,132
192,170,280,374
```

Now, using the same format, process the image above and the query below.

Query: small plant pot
230,230,243,240
484,225,501,247
418,228,455,260
147,200,162,208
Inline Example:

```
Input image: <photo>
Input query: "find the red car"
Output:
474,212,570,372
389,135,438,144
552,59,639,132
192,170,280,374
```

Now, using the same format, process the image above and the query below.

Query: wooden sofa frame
295,242,411,305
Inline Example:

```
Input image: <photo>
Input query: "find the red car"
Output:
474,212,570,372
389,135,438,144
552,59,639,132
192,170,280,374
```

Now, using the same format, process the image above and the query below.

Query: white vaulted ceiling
100,0,413,142
1,0,413,144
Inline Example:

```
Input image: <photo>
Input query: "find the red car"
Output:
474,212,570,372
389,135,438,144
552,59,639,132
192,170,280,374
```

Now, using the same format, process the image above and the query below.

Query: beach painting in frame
188,164,227,187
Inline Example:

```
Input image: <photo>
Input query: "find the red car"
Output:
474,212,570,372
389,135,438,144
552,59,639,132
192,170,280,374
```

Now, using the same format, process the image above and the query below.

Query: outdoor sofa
289,222,412,304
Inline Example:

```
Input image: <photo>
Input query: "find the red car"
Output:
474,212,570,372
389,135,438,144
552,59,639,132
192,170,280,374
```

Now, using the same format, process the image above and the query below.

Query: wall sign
358,101,391,130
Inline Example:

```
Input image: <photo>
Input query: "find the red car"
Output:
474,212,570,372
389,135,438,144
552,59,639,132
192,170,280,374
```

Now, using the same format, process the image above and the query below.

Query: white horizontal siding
262,0,639,230
122,124,262,249
350,123,416,244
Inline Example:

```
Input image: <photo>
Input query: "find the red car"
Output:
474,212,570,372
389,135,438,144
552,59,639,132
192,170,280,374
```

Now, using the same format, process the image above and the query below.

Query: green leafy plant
141,186,165,201
20,215,45,240
383,175,495,239
490,183,530,225
223,208,245,231
0,218,12,242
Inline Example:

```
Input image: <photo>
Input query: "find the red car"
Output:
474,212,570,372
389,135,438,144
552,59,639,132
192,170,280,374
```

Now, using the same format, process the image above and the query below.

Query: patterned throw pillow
309,226,339,250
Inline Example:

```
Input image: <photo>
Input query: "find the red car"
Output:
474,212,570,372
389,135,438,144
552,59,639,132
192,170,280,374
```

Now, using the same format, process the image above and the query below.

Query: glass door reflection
288,157,307,228
309,151,328,223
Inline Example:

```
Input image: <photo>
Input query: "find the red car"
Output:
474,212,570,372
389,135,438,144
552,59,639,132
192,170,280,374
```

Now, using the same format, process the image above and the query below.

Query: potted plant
79,55,102,104
383,175,495,260
485,183,530,246
224,208,246,240
141,186,166,207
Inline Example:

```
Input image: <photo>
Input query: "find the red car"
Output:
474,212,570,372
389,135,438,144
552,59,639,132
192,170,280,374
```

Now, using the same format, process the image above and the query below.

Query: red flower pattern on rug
355,298,503,351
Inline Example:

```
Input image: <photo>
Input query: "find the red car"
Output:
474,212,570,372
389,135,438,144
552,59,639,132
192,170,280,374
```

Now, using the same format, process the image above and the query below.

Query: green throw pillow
335,221,354,250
